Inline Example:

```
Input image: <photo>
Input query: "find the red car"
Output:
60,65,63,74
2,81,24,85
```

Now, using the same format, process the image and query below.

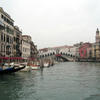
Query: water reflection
0,72,37,100
0,62,100,100
84,94,100,100
40,67,43,76
0,74,23,100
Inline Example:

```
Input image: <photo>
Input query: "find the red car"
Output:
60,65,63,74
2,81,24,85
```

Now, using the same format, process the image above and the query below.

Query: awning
29,58,35,60
0,57,9,60
0,57,24,60
10,57,24,60
0,57,36,60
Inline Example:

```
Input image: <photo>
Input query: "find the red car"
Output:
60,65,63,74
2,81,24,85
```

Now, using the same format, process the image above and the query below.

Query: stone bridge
39,53,75,62
55,54,75,62
39,47,76,62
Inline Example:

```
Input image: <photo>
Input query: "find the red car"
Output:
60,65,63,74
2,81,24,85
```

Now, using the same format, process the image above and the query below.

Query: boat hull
31,66,40,70
43,63,50,67
31,65,40,70
0,66,25,75
20,66,32,72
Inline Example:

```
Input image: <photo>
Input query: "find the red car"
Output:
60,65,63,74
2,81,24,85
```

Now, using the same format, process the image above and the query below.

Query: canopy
0,57,35,60
0,57,24,60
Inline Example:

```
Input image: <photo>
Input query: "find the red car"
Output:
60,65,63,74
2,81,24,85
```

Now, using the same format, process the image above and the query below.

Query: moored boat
30,64,40,70
0,65,25,75
20,64,32,72
43,62,50,67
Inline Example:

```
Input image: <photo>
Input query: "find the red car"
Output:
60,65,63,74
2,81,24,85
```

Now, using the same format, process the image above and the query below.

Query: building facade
13,26,22,57
0,7,14,58
79,43,92,59
22,35,38,61
92,28,100,60
30,41,38,59
0,7,38,63
22,35,31,60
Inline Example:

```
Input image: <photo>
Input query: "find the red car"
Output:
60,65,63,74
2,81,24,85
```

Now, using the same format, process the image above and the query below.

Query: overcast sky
0,0,100,48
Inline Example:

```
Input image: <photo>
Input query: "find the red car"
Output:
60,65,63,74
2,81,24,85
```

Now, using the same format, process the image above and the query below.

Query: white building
22,35,31,59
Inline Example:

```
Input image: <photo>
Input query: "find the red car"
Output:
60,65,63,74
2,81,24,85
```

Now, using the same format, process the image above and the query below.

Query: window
13,45,16,49
14,37,16,41
6,26,14,34
1,14,3,19
1,45,3,52
6,35,9,43
4,17,7,22
4,34,5,42
23,47,24,52
4,45,5,52
1,33,3,41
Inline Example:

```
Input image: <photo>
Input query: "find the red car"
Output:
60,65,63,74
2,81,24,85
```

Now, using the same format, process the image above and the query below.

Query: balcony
0,21,5,30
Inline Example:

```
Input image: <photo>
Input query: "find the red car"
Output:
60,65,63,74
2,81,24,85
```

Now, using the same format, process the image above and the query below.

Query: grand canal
0,62,100,100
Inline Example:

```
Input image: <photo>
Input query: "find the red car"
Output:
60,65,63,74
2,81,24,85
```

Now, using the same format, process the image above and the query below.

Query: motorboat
30,64,40,70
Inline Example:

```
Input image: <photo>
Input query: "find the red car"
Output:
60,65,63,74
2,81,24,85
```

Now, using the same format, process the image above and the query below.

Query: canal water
0,62,100,100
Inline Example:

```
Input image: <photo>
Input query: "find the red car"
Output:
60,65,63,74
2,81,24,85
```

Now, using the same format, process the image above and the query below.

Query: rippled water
0,62,100,100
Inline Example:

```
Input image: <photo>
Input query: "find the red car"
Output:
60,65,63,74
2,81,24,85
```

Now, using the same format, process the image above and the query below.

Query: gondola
0,66,25,75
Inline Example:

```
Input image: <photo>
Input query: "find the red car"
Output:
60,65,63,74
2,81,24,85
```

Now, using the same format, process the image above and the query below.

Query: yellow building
92,43,95,58
92,28,100,60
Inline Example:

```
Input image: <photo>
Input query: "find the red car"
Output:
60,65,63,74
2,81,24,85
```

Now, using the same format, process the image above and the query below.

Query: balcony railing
0,21,5,30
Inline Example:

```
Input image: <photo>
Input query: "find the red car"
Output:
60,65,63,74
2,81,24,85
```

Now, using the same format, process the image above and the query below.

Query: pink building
79,43,92,58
